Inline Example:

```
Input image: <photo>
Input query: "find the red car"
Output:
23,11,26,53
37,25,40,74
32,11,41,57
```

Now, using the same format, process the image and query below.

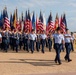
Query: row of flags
0,7,67,33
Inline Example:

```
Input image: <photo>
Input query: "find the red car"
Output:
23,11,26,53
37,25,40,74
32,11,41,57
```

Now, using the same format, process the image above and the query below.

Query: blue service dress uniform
53,33,64,64
11,32,15,51
3,31,10,52
23,32,29,52
0,33,2,49
47,34,52,52
10,31,14,50
29,33,37,53
40,34,47,53
1,31,4,50
0,31,2,50
71,35,75,51
19,33,23,50
14,32,19,52
36,34,40,52
64,34,72,62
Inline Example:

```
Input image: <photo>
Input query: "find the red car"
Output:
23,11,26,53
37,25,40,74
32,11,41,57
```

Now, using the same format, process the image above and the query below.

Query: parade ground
0,43,76,75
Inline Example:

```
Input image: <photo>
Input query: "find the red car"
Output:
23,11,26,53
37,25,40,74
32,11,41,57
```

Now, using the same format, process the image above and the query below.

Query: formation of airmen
0,27,75,65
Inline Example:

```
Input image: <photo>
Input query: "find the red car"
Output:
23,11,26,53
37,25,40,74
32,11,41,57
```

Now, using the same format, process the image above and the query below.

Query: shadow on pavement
0,58,58,66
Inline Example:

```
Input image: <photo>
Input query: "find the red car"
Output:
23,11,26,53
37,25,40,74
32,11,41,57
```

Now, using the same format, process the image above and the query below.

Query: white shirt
40,34,47,40
71,35,75,41
53,33,64,44
29,33,37,41
0,34,2,38
64,34,71,43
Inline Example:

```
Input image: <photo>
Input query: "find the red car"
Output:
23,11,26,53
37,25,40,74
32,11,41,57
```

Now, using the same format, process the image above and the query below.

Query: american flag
24,19,32,32
36,16,39,33
16,20,21,30
60,15,66,33
37,20,44,32
47,21,55,33
46,12,55,34
4,17,10,28
60,21,66,33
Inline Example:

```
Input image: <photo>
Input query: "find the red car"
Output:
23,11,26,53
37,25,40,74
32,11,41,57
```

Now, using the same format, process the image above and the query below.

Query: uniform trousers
30,40,34,53
48,39,52,51
36,41,40,52
41,39,46,53
55,43,62,64
65,43,71,61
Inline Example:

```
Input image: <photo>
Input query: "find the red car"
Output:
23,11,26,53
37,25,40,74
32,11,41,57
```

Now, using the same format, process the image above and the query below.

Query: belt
65,42,71,44
55,43,62,45
41,39,45,40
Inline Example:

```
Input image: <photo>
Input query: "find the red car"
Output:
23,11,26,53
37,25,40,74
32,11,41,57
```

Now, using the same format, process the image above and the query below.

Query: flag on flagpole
0,12,3,27
55,13,59,29
36,15,39,33
60,15,66,33
25,10,28,21
37,20,44,32
13,8,19,29
3,7,8,19
16,20,20,30
13,10,17,28
24,10,32,32
3,7,10,28
16,8,18,20
39,11,43,23
63,13,67,28
43,13,46,31
10,13,13,28
36,11,44,32
46,12,55,33
32,11,35,30
60,15,63,25
4,16,10,28
20,12,24,31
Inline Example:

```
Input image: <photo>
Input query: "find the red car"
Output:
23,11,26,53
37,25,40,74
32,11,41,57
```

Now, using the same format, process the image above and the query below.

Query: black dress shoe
31,51,34,54
42,51,45,54
63,50,64,52
55,60,57,63
37,50,39,52
64,57,68,61
27,50,29,53
16,51,18,53
59,62,62,65
6,50,7,52
68,59,72,62
72,50,74,52
49,49,51,52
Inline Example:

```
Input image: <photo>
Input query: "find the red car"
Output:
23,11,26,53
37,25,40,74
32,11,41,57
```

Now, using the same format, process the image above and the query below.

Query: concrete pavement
0,48,76,75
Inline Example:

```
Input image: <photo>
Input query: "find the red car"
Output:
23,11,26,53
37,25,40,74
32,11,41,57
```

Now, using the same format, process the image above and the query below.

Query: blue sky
0,0,76,31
